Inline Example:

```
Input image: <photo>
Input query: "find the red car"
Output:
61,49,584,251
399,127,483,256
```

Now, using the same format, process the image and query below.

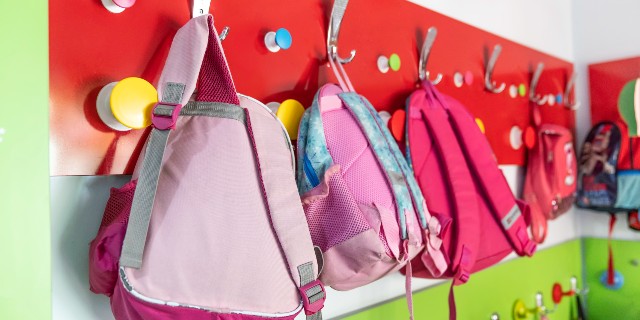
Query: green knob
389,53,401,71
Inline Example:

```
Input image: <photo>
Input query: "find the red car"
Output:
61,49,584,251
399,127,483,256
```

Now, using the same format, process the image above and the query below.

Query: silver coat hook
484,44,506,93
530,62,549,105
327,0,356,64
219,26,230,42
564,72,579,110
419,27,443,84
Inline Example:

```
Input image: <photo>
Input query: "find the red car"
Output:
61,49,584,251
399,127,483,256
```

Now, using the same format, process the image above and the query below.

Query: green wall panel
584,238,640,320
0,1,50,319
346,240,583,320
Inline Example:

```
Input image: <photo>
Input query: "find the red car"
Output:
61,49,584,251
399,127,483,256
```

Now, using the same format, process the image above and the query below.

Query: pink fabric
157,15,239,107
302,83,423,290
404,82,535,292
303,165,373,252
89,180,136,296
320,229,421,291
196,16,239,105
111,280,299,320
242,94,319,289
523,122,577,244
125,115,298,313
91,14,320,319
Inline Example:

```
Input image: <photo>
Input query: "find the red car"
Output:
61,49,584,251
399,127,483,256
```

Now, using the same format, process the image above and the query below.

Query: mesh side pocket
100,180,137,228
89,180,137,297
304,171,371,252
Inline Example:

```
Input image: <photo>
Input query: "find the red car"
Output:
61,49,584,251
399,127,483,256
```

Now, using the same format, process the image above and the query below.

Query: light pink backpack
523,106,577,243
88,15,325,320
403,82,537,319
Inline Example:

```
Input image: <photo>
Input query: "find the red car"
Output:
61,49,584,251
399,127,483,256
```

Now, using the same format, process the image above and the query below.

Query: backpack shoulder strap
438,87,537,257
245,101,325,319
120,14,239,269
412,84,479,284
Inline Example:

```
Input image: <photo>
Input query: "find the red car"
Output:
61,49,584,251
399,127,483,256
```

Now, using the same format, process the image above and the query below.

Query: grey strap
299,263,324,320
120,83,185,268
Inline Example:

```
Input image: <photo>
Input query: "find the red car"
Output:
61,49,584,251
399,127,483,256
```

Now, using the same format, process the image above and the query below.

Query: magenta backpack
403,81,537,319
523,106,577,243
88,15,325,320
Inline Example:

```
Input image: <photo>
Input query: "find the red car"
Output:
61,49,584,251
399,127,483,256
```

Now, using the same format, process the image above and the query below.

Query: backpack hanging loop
484,44,507,93
418,27,443,85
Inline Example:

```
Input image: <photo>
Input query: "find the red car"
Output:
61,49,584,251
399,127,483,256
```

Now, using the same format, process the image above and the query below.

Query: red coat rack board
589,57,640,170
49,0,575,176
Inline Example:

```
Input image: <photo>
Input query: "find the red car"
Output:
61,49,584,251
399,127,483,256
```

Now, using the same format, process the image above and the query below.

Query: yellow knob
475,118,486,134
110,77,158,129
276,99,305,139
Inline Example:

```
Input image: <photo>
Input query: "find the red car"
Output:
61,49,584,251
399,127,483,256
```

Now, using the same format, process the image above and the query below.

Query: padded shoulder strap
432,84,536,257
121,15,241,268
416,85,479,284
245,103,324,319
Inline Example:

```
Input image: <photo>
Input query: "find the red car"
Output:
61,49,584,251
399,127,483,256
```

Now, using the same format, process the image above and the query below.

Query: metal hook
564,72,579,110
419,27,443,84
484,45,506,93
219,26,230,42
529,62,549,105
327,0,356,64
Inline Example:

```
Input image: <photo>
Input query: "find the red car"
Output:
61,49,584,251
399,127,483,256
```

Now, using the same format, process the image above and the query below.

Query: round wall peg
464,71,474,86
389,109,406,142
102,0,136,13
510,126,524,150
96,77,157,131
378,111,392,126
276,99,305,139
265,101,281,114
509,84,518,98
510,125,536,150
378,54,401,73
475,118,486,134
377,56,390,73
264,28,292,52
518,84,527,97
454,72,464,88
389,53,401,71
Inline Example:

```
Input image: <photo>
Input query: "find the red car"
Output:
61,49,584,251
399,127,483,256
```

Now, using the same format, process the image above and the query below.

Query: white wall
51,1,579,319
572,0,640,240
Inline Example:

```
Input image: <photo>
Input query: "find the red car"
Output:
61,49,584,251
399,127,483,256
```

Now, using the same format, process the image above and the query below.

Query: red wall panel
50,0,574,175
589,57,640,169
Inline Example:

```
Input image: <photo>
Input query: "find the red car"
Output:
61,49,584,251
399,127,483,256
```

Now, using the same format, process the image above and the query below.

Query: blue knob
275,28,292,50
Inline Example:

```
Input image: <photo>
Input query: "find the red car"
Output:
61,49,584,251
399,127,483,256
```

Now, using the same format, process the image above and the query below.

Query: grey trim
180,102,245,123
307,313,322,320
298,262,324,320
120,129,171,268
163,82,186,103
119,82,185,269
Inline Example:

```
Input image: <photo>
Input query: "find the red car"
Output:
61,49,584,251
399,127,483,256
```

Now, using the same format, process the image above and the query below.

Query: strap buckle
299,279,326,315
151,102,182,130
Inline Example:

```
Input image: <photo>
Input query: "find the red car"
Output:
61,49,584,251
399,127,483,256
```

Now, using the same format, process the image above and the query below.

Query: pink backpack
523,106,577,243
403,81,537,319
296,42,446,318
88,15,325,320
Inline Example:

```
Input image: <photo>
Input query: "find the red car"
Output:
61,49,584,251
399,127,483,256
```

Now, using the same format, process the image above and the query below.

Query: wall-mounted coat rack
49,0,575,176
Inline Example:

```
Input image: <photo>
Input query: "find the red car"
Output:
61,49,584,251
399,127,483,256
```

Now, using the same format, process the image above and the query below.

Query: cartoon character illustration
580,125,615,176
